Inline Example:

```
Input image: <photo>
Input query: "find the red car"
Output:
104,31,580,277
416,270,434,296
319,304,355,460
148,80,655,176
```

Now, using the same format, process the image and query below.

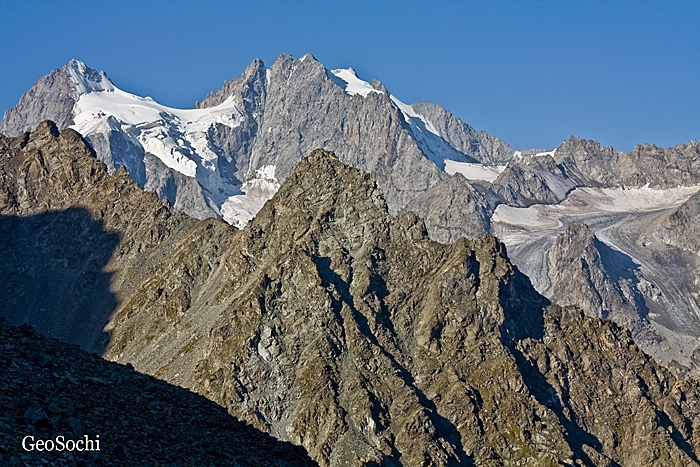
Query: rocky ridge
546,223,668,359
0,56,514,229
3,124,700,465
555,136,700,189
0,120,213,352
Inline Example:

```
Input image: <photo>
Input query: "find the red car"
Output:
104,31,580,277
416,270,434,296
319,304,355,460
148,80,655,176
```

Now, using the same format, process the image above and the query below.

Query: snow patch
220,165,280,228
533,150,555,157
444,160,505,182
389,95,440,136
492,185,700,233
389,95,474,167
563,186,700,213
70,81,252,223
330,68,383,97
492,205,562,229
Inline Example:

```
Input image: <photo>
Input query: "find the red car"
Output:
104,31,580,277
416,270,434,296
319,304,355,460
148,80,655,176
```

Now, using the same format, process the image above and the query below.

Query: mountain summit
0,55,514,228
3,124,700,465
4,56,700,375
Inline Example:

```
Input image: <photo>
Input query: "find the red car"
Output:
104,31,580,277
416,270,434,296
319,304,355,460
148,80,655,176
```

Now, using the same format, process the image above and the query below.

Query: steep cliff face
403,173,493,243
3,125,700,466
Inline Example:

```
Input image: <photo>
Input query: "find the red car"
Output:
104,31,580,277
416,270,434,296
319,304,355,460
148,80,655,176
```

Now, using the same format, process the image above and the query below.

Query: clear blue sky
1,0,698,151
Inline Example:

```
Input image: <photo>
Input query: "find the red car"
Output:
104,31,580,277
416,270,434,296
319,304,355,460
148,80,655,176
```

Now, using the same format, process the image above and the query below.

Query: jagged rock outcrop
555,136,700,189
0,317,316,466
647,189,700,253
547,223,643,321
546,223,666,350
491,154,578,207
4,124,700,466
403,173,493,242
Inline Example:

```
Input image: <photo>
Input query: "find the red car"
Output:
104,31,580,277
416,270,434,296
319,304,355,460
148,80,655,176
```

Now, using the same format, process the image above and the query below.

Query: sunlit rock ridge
3,54,700,376
3,124,700,466
0,55,514,229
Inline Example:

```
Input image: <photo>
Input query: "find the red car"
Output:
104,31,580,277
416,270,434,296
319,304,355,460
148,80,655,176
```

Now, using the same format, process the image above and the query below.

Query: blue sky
1,0,698,151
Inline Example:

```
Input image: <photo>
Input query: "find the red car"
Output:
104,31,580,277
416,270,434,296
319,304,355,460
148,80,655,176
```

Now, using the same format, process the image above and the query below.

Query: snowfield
330,68,382,98
444,160,505,182
72,88,245,178
67,61,275,225
493,185,700,228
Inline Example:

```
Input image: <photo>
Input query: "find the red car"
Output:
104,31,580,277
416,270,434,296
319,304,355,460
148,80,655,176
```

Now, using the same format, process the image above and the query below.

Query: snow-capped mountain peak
1,54,514,228
64,59,115,95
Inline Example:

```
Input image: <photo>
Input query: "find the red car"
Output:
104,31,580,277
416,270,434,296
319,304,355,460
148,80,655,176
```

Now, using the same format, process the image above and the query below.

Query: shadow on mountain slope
0,208,119,354
0,316,317,466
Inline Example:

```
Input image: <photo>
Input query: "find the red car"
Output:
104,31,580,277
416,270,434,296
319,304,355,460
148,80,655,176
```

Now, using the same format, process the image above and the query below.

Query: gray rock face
410,101,515,164
404,173,493,243
547,223,660,343
555,136,700,188
242,54,446,213
492,154,578,206
0,59,111,137
648,189,700,253
0,66,76,136
545,221,700,376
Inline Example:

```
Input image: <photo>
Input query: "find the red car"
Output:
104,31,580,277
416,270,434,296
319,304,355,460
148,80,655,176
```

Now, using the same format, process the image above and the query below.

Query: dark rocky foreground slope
3,123,700,466
0,317,316,467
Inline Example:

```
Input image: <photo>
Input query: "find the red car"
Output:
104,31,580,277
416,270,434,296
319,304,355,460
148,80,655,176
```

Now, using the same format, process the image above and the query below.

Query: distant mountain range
2,122,700,465
3,55,700,374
